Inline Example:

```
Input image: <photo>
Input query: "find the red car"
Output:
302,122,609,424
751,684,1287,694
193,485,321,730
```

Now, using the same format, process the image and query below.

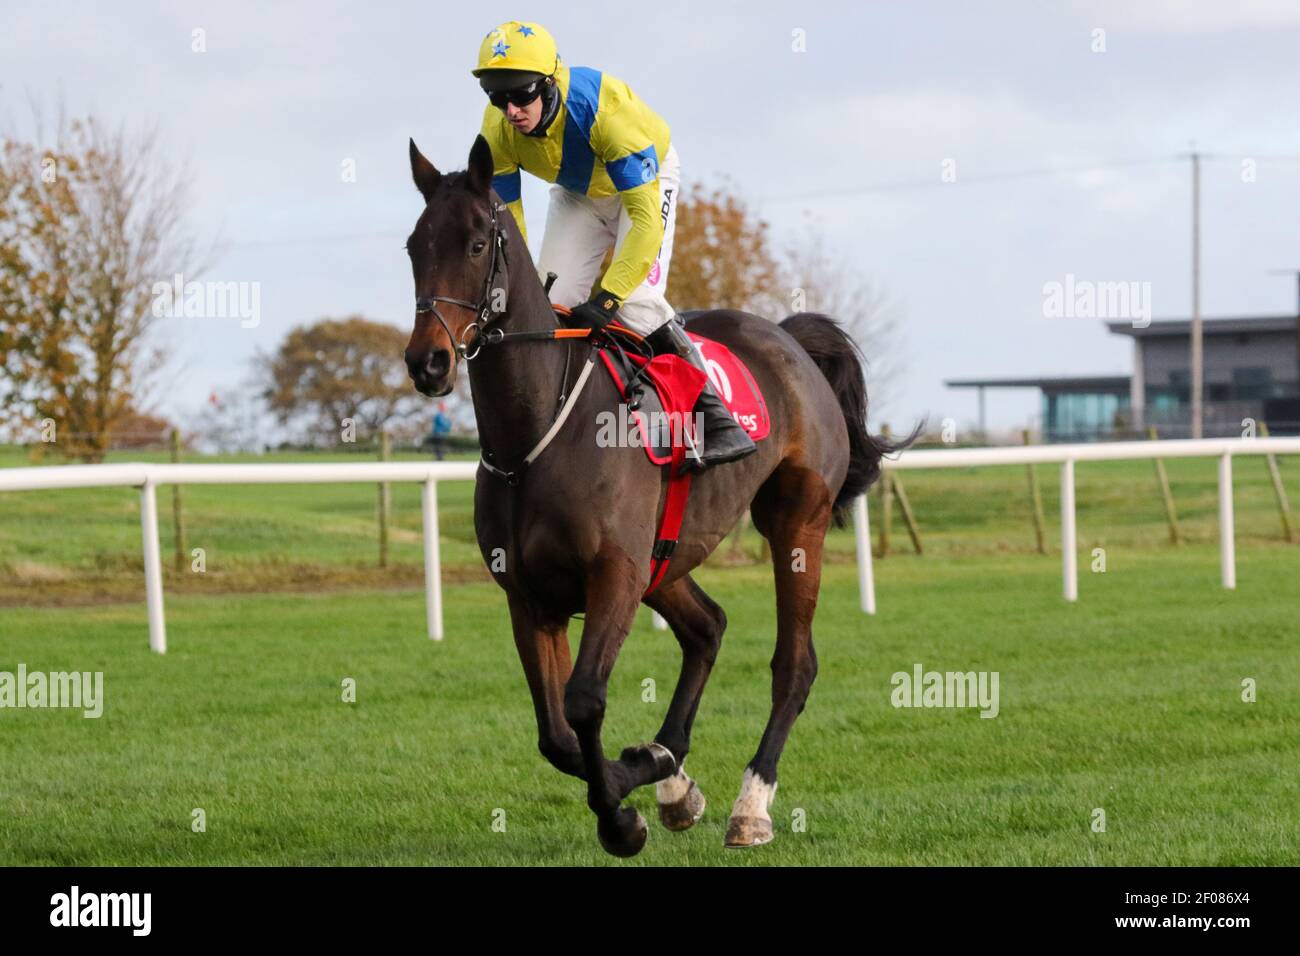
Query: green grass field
1,445,1298,865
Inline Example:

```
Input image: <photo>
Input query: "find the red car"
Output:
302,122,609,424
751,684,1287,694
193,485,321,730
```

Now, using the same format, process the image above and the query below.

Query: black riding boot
645,320,757,470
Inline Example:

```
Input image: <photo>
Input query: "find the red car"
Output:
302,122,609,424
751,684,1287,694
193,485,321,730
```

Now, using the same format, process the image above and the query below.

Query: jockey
473,20,756,469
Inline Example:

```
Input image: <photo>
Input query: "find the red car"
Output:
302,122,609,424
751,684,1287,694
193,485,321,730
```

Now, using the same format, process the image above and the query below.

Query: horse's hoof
597,807,649,858
724,815,774,848
658,778,706,832
619,742,677,783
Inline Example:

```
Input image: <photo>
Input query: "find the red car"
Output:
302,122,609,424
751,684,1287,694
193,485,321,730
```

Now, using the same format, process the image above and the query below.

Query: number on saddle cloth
687,334,771,442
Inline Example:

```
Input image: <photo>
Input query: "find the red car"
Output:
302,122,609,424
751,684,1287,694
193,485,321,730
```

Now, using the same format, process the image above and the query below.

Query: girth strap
645,467,694,596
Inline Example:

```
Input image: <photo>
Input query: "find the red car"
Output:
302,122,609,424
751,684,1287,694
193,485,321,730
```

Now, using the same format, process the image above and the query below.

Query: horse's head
404,136,507,396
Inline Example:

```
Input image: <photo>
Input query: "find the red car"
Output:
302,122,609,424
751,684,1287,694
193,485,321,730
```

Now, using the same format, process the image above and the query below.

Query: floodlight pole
1190,150,1203,440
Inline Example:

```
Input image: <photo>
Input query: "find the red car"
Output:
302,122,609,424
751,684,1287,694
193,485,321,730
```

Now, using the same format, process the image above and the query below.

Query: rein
476,320,649,486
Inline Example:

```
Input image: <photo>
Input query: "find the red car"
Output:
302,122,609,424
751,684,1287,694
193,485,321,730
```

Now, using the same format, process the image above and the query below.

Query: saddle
554,307,770,594
596,330,770,463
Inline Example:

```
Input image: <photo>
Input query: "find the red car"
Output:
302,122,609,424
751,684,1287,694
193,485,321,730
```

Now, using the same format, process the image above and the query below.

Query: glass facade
1231,367,1273,400
1148,367,1282,412
1042,392,1131,441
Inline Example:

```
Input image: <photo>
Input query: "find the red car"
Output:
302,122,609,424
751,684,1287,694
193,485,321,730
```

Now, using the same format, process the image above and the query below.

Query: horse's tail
779,312,920,525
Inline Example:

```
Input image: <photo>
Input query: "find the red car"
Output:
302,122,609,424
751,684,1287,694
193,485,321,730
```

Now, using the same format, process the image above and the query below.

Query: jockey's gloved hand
569,289,621,330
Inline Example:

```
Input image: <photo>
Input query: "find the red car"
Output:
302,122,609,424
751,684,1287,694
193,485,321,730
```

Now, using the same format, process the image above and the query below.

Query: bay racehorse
404,135,908,856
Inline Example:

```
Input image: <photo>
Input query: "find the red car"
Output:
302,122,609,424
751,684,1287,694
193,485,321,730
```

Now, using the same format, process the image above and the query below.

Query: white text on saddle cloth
687,334,771,441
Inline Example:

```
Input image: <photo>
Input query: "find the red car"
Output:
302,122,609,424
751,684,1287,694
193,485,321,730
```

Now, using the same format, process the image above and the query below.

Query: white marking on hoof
730,767,777,818
725,768,777,847
656,766,692,805
657,763,706,831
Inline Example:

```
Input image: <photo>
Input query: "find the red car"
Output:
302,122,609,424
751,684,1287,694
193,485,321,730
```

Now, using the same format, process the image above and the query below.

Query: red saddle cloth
595,330,769,595
596,332,770,465
687,333,771,441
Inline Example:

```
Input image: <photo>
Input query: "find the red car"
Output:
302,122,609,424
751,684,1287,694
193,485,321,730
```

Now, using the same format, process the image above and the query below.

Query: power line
766,156,1180,204
1202,152,1300,162
208,151,1300,247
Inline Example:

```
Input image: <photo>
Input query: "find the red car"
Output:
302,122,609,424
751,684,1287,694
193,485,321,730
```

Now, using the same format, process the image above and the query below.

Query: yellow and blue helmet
473,21,559,91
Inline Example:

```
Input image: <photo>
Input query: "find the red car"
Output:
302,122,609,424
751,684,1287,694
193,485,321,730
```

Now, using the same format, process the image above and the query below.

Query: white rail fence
0,461,475,653
852,436,1300,613
1,437,1295,653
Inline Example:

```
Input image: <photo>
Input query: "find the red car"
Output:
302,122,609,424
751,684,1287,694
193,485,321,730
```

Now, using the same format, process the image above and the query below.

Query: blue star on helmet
517,25,535,36
491,39,510,58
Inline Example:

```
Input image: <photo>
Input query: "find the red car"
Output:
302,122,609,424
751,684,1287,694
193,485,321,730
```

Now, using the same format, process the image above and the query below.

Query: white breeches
537,145,680,336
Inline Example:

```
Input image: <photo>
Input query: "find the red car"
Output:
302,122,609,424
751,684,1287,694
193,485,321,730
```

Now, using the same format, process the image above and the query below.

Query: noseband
414,199,510,361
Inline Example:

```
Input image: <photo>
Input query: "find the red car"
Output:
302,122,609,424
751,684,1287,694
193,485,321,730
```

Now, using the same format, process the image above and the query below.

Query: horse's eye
471,239,487,256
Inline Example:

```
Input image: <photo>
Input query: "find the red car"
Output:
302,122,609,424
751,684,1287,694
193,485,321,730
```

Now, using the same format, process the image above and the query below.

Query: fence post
170,428,187,572
140,478,167,653
1147,426,1182,544
422,477,443,641
1061,459,1078,602
855,493,876,614
378,430,392,569
729,509,752,560
1259,423,1297,543
893,481,923,554
1219,453,1236,590
1023,429,1047,555
880,424,922,554
876,427,893,559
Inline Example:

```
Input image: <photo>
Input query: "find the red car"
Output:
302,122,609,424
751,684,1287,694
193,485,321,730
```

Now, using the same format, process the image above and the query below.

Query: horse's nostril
425,350,450,378
407,349,451,390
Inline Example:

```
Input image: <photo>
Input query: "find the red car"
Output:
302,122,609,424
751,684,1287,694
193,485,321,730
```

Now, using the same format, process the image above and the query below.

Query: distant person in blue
430,402,452,461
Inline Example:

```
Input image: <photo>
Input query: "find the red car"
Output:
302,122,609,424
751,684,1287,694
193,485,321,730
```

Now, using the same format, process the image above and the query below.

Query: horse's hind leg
643,574,727,831
727,466,833,848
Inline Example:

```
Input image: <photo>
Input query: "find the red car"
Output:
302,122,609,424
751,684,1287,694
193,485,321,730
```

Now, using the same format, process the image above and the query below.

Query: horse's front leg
506,592,584,779
565,548,675,857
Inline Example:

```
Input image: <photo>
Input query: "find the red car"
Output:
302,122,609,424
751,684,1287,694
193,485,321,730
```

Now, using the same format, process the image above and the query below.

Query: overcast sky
4,0,1299,436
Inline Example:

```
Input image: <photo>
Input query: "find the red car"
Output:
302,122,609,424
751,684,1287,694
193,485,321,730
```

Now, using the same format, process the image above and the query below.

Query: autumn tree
666,182,784,316
258,316,423,445
594,180,903,412
109,406,176,450
0,115,199,461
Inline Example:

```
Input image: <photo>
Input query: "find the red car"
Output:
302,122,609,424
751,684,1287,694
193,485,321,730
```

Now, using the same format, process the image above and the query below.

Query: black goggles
488,81,543,110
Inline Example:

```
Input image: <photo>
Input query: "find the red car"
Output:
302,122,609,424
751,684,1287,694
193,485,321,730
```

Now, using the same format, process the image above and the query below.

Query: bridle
409,192,650,486
414,198,510,362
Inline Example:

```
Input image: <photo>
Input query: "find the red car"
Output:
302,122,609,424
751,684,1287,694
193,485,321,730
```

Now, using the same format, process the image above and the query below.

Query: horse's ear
465,135,494,196
409,138,441,202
